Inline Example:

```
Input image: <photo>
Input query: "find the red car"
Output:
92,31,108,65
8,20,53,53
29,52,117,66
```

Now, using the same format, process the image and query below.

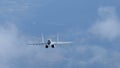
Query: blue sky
0,0,120,68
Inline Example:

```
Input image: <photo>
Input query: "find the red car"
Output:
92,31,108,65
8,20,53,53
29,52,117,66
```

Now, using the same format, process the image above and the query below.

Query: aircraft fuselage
47,39,51,45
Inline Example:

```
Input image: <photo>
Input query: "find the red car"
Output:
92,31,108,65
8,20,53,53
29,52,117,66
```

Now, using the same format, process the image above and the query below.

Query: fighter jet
28,34,72,48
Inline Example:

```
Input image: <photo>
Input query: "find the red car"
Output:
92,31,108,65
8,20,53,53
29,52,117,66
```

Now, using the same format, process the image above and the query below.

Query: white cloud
72,45,120,68
0,24,19,68
0,24,65,68
0,23,120,68
90,7,120,40
75,45,107,64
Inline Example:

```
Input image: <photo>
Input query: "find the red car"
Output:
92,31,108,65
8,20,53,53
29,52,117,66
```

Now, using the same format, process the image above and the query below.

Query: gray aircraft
28,34,72,48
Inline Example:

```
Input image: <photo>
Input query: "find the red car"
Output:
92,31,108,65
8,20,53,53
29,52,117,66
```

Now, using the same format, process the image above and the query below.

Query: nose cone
47,39,51,45
48,39,51,42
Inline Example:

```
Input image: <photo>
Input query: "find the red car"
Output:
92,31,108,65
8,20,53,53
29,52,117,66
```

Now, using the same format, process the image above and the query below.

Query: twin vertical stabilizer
41,33,44,43
41,33,60,42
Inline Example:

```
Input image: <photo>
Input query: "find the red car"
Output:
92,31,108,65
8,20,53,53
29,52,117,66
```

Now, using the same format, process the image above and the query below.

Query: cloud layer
0,24,120,68
90,7,120,40
0,24,66,68
0,6,120,68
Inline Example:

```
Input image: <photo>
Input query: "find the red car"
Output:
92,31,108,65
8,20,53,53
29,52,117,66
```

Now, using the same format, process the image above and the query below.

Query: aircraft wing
27,42,46,45
53,42,72,45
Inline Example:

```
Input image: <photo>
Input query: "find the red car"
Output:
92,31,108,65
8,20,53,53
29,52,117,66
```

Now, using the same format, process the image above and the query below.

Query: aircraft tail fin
57,33,59,42
41,33,44,43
